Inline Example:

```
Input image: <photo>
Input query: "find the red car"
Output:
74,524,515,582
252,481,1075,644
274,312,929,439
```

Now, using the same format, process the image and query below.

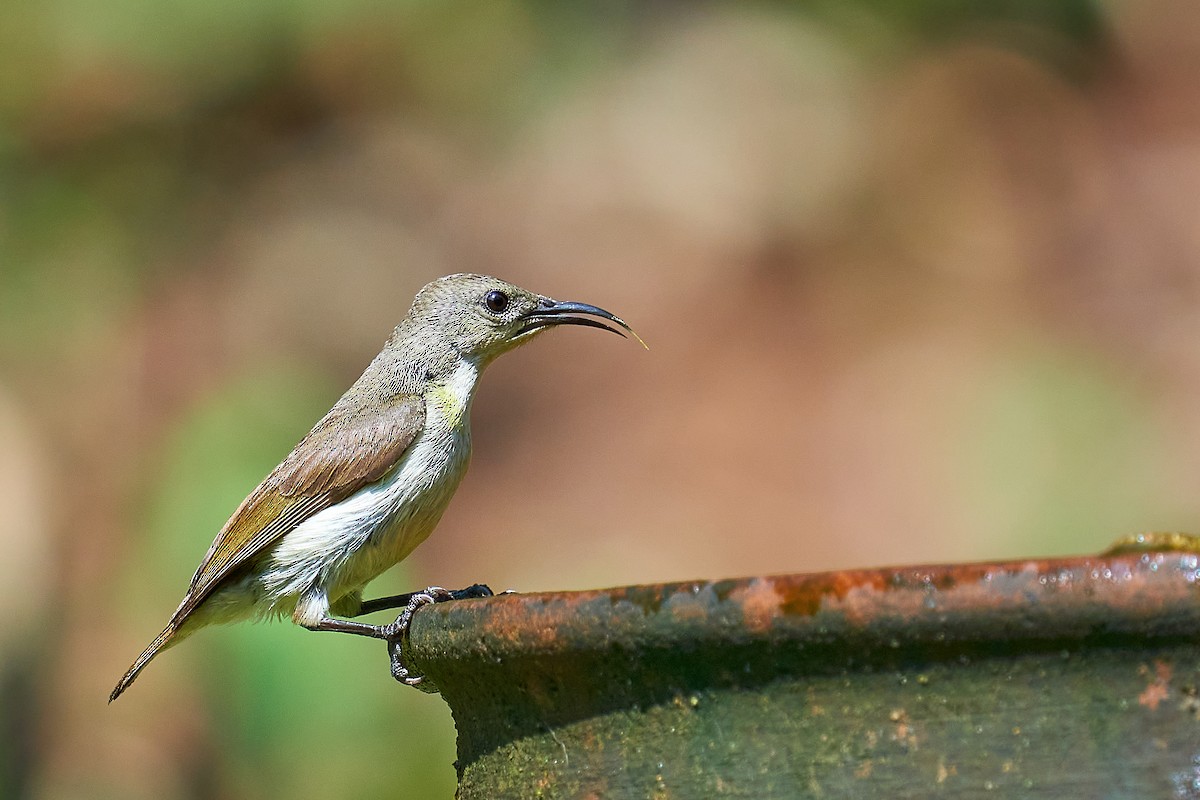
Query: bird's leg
296,583,493,634
293,602,391,638
354,583,494,616
300,585,495,692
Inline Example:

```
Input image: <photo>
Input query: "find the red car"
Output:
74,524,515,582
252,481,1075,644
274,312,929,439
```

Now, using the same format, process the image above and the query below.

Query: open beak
518,298,648,348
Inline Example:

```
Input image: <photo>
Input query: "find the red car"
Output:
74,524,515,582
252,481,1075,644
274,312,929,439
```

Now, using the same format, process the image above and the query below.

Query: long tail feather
109,625,177,702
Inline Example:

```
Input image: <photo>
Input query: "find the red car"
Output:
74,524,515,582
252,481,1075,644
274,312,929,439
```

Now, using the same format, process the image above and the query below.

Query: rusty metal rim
407,550,1200,666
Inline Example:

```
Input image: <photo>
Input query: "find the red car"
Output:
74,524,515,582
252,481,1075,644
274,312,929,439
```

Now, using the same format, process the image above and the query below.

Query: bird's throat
428,358,481,431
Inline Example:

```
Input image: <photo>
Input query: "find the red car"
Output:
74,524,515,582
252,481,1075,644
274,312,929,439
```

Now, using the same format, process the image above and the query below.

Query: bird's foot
384,584,495,693
448,583,496,602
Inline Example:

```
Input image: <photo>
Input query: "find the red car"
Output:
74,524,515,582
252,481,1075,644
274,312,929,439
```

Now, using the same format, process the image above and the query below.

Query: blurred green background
3,0,1200,797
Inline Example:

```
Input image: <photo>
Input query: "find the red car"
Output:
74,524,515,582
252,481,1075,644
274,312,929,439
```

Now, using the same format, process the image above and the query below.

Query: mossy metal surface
406,546,1200,798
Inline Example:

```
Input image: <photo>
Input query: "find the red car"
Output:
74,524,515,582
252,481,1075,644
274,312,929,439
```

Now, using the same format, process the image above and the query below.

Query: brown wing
171,393,426,626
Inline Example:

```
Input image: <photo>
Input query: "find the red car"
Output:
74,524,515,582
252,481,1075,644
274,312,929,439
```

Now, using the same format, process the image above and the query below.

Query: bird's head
404,273,643,365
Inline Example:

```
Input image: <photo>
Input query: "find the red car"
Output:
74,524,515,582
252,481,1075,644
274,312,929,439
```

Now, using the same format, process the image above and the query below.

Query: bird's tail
109,624,178,703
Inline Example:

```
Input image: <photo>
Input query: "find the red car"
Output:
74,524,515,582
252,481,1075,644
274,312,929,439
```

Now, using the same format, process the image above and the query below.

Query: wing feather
170,394,425,626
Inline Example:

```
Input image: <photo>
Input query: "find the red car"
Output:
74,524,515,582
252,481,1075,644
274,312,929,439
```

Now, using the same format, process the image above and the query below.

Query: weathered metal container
406,538,1200,798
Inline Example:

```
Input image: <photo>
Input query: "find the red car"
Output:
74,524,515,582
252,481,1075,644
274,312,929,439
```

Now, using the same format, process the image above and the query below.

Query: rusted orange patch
1138,660,1173,710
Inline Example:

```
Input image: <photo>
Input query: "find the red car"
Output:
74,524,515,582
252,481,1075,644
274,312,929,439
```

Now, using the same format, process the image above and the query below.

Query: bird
110,273,642,701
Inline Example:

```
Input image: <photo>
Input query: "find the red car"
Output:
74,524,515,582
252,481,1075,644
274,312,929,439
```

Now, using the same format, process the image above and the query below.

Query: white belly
258,401,472,619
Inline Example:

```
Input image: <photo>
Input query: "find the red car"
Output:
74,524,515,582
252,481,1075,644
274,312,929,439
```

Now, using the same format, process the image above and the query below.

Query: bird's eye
484,290,509,313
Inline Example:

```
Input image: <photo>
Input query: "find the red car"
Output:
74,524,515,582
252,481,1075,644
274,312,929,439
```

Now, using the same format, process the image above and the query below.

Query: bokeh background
4,0,1200,797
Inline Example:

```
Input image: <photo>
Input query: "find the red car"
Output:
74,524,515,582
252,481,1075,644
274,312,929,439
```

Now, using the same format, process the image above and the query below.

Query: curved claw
382,583,498,693
384,585,496,690
385,587,450,693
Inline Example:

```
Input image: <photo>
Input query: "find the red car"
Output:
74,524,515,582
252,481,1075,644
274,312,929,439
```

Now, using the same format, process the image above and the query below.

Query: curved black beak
519,298,647,348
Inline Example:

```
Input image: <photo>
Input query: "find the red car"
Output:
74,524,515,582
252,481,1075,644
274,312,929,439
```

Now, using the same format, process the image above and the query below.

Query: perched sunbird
111,274,642,701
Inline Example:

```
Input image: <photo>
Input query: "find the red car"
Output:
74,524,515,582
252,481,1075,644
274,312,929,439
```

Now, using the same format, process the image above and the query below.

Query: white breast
258,359,480,619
